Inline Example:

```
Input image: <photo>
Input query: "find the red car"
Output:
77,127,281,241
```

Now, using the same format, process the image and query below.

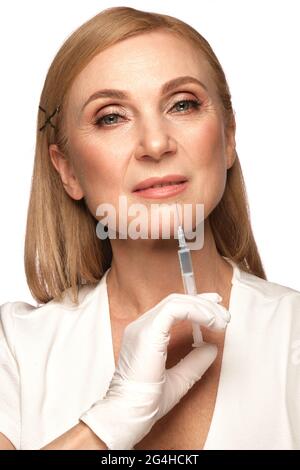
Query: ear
49,144,84,200
225,113,237,170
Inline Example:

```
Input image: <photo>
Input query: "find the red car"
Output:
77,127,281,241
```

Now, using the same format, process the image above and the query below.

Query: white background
0,0,299,305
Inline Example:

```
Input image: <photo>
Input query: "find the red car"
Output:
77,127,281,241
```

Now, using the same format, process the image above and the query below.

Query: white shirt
1,257,300,450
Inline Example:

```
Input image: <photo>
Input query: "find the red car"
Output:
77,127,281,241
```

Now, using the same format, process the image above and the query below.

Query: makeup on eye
93,97,202,128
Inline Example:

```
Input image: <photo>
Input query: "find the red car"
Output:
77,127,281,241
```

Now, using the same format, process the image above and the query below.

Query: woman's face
50,31,235,237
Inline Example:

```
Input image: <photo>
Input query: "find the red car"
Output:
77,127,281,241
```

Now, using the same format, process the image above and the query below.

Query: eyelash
93,99,202,128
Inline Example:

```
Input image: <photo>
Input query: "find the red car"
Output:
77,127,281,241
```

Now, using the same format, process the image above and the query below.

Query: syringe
175,204,203,347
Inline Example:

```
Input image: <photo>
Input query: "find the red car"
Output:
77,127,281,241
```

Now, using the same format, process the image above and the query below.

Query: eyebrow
80,75,208,114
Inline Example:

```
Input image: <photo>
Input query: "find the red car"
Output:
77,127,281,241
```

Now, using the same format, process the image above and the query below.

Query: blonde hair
25,6,266,305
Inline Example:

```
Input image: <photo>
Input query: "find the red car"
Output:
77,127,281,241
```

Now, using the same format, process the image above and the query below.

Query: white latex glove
79,292,230,450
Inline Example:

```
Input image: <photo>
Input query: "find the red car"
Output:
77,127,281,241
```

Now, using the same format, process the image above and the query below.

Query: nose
134,115,177,162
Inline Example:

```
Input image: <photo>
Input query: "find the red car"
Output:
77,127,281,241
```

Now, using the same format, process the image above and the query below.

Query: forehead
69,31,216,106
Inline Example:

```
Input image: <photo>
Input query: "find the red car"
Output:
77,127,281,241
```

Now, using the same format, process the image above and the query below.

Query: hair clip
39,104,61,131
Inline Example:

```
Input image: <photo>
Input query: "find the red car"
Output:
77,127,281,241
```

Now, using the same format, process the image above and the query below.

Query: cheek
192,117,225,162
69,139,125,212
189,118,227,214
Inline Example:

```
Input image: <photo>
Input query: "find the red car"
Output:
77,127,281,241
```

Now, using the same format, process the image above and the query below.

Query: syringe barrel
177,244,202,344
182,272,197,296
178,248,197,295
177,248,193,274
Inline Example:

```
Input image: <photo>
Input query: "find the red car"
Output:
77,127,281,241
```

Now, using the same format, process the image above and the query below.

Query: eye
170,99,202,114
94,111,126,128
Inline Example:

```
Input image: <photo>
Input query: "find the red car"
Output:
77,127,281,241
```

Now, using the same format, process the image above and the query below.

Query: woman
1,6,299,450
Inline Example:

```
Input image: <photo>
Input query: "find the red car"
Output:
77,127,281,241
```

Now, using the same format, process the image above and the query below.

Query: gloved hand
79,292,230,450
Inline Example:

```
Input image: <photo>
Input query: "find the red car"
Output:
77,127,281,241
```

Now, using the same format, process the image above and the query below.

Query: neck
106,218,233,321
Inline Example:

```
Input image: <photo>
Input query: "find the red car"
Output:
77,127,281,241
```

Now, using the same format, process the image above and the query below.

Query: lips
132,174,188,192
